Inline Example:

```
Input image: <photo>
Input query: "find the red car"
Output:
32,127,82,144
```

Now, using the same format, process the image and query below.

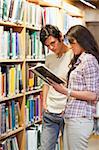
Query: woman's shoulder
81,52,99,67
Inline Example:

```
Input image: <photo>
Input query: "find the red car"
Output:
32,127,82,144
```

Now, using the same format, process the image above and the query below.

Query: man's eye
51,42,55,44
50,42,56,46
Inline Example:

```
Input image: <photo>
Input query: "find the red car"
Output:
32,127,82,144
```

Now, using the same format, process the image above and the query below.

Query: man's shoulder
64,49,74,58
46,52,56,59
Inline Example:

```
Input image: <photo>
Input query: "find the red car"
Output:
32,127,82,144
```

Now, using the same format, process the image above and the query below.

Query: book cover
29,64,66,84
26,128,38,150
9,65,15,96
11,100,15,130
15,102,22,126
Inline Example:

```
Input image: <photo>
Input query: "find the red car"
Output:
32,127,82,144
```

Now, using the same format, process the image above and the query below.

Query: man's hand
43,101,47,112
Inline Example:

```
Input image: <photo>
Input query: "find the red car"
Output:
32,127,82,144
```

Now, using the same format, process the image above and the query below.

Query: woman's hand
47,78,67,95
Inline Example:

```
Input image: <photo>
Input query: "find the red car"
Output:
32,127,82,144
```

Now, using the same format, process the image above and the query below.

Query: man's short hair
40,24,61,44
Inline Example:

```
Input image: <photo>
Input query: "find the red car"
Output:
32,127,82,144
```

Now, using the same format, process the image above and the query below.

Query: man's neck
57,44,68,58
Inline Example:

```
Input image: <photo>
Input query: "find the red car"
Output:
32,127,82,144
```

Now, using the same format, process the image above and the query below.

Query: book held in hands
29,64,66,85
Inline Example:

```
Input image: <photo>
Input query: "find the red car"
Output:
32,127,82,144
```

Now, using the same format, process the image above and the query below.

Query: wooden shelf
26,58,45,62
0,21,24,27
90,134,99,139
0,59,24,63
26,25,41,31
26,119,42,128
25,89,42,96
39,0,62,8
27,0,62,8
0,93,24,103
0,127,24,141
27,0,39,4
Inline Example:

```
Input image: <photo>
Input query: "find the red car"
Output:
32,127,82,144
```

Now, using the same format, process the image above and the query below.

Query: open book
29,64,66,84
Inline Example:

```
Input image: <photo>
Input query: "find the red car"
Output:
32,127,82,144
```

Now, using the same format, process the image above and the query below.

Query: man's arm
42,84,49,111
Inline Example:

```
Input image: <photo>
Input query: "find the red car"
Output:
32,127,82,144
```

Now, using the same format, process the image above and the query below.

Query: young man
40,24,73,150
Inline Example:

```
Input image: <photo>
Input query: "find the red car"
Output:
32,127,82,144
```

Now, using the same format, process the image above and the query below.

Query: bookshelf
0,0,25,149
1,0,98,150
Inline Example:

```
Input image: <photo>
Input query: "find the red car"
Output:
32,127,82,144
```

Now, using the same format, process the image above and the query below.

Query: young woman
48,25,99,150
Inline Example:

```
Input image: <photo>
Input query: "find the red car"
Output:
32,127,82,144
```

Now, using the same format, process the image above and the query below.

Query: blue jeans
41,111,64,150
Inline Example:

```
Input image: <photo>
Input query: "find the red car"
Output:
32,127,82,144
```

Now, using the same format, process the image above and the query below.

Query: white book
11,0,20,22
31,3,36,26
26,129,37,150
0,26,4,59
13,137,19,150
3,31,9,59
18,0,25,24
35,5,42,28
0,0,3,20
6,0,12,20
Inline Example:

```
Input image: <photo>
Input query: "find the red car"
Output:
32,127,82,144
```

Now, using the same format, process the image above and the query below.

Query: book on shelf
26,124,42,150
26,128,38,150
0,136,19,150
29,64,66,85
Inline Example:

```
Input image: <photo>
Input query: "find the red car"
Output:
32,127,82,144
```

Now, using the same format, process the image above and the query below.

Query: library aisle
88,137,99,150
0,0,99,149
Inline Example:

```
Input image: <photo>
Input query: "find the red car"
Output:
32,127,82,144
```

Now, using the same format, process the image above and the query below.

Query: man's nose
68,44,72,49
49,45,54,50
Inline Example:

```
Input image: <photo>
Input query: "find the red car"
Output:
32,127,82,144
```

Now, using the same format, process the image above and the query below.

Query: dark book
29,64,66,84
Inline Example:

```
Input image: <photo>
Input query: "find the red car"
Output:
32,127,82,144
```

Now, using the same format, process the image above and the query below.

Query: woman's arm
48,79,96,102
70,90,96,101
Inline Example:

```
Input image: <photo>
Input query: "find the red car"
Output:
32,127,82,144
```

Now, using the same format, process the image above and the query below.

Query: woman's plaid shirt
65,52,99,119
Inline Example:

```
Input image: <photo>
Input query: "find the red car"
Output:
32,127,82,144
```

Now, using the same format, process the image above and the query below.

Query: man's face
44,36,62,54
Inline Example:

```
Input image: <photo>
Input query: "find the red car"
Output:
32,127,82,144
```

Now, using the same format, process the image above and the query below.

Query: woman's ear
73,39,77,44
59,32,64,41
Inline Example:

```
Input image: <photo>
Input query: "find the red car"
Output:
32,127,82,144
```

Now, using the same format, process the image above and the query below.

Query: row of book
28,72,43,91
0,0,24,24
0,100,21,134
0,2,83,60
26,124,62,150
42,7,83,34
26,63,44,91
26,1,83,33
0,26,22,59
62,12,83,34
0,136,19,150
26,1,42,29
25,93,43,125
42,0,62,6
26,1,63,31
25,30,46,60
0,64,23,99
0,26,49,60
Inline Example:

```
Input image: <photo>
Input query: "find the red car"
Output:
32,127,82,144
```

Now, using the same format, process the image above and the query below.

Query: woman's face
68,38,84,55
